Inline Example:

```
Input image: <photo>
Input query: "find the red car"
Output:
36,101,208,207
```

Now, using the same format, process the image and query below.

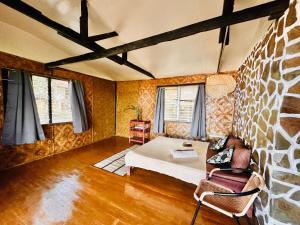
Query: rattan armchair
191,169,265,225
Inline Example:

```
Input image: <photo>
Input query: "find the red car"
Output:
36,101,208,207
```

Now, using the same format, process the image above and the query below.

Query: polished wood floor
0,137,250,225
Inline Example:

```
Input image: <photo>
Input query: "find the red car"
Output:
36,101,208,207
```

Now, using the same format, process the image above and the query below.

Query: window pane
165,87,178,121
163,85,198,122
180,85,198,100
178,85,198,122
51,79,72,123
32,76,49,124
179,100,194,122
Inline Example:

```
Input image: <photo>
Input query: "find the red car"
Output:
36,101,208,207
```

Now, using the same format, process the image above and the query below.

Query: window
51,79,72,123
32,75,72,124
32,76,49,124
164,85,198,122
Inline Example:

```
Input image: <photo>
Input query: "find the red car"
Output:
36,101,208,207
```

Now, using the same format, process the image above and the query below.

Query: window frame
32,74,72,125
163,84,201,123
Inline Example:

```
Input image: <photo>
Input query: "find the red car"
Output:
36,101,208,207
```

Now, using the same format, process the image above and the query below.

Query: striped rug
93,145,140,176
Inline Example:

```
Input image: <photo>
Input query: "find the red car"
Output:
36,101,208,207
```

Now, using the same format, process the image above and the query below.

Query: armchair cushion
231,147,251,169
208,175,245,193
206,164,251,184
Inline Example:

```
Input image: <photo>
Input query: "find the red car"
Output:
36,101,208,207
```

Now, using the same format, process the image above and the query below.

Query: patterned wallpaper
92,78,116,143
232,1,300,224
116,72,236,138
0,52,115,170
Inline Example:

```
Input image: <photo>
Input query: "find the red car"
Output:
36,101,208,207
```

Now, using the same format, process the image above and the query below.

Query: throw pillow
212,136,229,151
207,145,234,164
226,137,245,149
231,147,251,169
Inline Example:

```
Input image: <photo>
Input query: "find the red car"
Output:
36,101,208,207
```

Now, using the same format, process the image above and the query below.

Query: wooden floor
0,136,250,225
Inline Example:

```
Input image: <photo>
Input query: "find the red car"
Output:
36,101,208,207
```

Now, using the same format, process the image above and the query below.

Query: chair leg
190,201,202,225
233,216,241,225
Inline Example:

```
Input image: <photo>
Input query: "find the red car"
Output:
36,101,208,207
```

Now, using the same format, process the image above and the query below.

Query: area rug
93,145,140,176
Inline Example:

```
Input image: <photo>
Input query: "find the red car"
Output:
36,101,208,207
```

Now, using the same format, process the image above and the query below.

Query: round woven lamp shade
206,75,236,99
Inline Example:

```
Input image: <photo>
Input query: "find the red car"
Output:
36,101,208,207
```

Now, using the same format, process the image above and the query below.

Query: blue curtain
70,80,88,133
2,69,45,145
153,87,165,134
190,84,206,138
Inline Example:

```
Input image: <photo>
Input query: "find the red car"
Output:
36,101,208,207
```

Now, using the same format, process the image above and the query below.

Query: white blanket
125,136,209,185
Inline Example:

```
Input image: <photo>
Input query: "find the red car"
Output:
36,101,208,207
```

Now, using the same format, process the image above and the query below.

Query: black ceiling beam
45,0,289,67
0,0,154,79
269,11,285,20
121,52,127,65
217,0,234,72
80,0,88,37
219,0,234,45
217,26,229,73
80,0,118,42
89,31,118,42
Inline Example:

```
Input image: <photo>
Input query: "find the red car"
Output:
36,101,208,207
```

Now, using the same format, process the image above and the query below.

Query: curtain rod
1,67,69,82
156,82,205,88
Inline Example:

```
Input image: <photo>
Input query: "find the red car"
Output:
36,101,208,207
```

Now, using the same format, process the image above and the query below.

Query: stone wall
232,1,300,224
116,72,236,138
0,51,116,170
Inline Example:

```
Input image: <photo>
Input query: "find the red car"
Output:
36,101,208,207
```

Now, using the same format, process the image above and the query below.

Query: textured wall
92,79,116,143
233,1,300,224
116,73,236,138
0,52,115,170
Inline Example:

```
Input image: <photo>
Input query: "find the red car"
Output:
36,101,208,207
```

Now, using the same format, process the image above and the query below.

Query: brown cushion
231,147,251,169
209,175,245,193
206,168,250,184
226,137,245,149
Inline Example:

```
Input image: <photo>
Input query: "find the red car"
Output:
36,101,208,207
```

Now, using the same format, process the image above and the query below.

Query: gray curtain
70,80,88,133
153,87,165,134
2,70,45,145
190,84,206,138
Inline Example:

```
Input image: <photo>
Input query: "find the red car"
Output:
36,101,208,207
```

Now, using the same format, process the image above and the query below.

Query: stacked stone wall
233,1,300,224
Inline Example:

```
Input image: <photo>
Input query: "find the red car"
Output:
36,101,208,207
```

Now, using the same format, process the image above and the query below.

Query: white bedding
125,136,209,185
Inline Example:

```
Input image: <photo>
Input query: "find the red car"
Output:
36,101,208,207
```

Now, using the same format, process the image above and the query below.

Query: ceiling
0,0,272,81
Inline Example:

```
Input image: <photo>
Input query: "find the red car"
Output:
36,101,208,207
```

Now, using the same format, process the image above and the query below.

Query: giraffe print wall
233,1,300,224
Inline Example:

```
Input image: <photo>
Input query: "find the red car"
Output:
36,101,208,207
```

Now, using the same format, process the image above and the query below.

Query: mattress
125,136,209,185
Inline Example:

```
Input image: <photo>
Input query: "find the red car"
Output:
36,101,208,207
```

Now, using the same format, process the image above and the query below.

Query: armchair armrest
208,168,252,179
194,188,260,202
213,188,260,197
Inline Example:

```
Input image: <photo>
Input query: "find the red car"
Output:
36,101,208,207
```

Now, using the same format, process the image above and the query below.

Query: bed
125,136,209,185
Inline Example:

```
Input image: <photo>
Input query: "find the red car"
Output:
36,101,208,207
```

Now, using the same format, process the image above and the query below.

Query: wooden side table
129,120,151,144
